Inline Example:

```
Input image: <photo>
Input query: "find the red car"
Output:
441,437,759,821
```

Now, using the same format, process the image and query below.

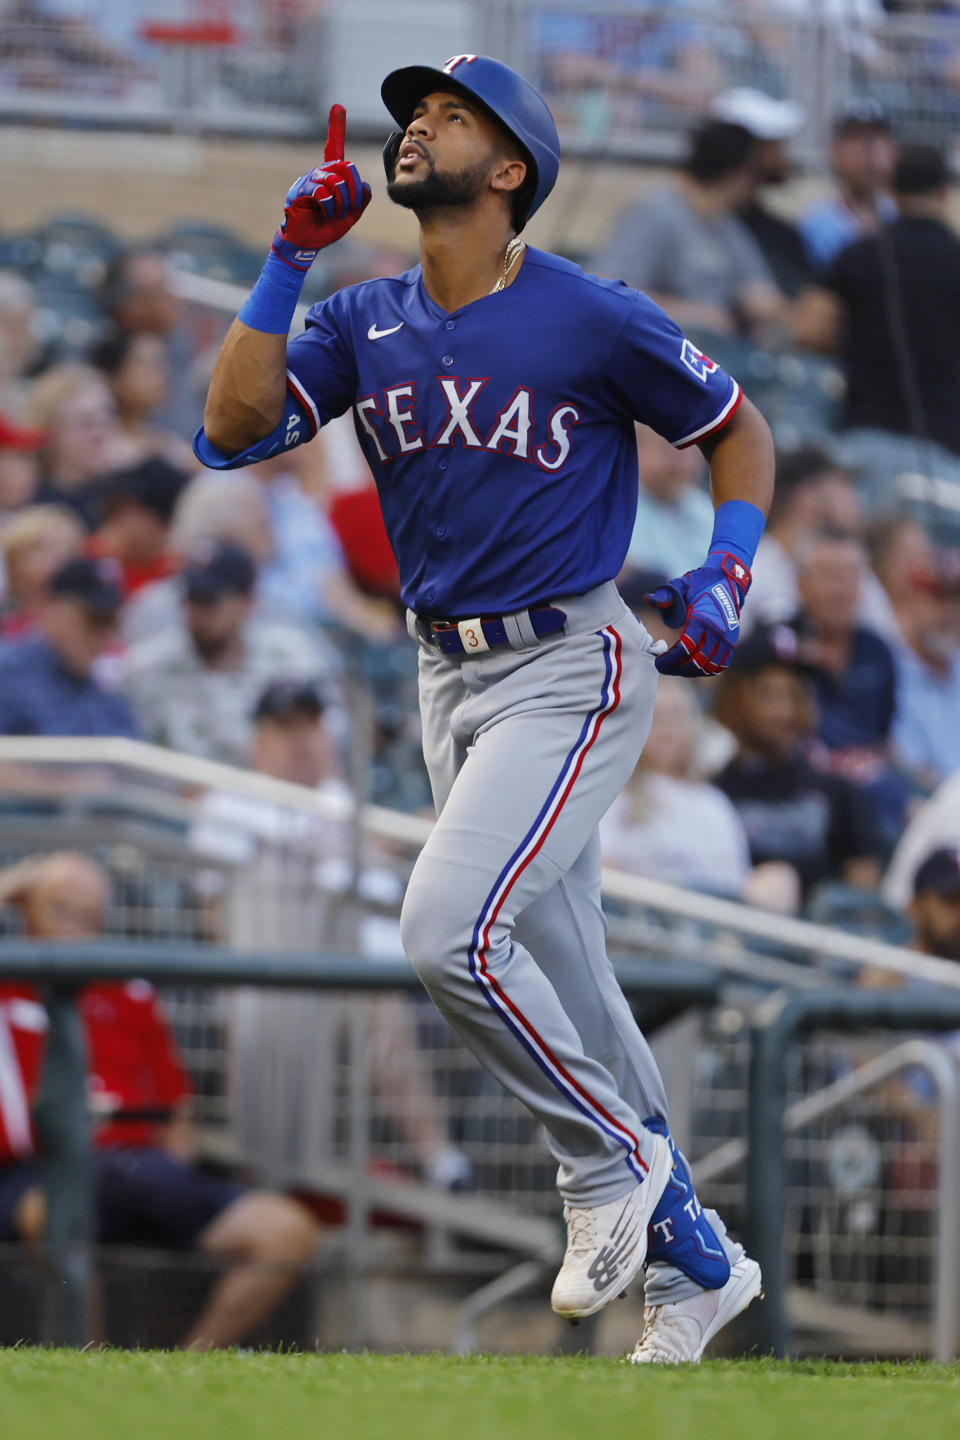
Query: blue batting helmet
381,55,560,230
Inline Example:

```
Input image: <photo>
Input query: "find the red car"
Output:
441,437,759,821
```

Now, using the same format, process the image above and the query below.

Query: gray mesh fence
0,753,956,1352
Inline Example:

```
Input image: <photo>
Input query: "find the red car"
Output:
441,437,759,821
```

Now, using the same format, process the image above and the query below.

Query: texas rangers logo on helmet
444,55,478,74
680,339,719,384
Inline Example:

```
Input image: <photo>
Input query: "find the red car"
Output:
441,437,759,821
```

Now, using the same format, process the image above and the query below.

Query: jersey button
435,524,447,538
444,320,456,331
438,459,449,471
441,353,454,366
424,587,435,603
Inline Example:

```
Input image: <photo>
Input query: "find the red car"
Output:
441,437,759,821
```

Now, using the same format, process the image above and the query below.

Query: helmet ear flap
382,131,403,184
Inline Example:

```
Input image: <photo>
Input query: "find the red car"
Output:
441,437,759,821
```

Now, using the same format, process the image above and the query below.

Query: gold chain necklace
489,236,526,295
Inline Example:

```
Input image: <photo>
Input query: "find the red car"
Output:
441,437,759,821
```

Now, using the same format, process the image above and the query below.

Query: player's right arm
201,103,370,458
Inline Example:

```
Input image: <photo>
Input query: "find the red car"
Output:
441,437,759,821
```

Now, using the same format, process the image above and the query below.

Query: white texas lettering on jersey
434,378,487,447
487,388,532,459
385,384,425,453
354,379,580,471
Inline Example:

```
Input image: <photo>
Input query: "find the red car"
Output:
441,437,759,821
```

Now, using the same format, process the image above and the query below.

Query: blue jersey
195,247,740,617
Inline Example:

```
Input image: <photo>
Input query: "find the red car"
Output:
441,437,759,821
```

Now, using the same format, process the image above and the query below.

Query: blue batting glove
644,552,751,677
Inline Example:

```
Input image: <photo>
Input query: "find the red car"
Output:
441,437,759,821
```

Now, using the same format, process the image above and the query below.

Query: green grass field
2,1352,959,1440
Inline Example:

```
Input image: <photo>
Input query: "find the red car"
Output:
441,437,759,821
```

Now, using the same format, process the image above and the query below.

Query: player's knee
400,872,474,991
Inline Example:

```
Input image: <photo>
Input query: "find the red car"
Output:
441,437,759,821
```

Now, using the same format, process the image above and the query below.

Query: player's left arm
699,394,774,516
646,395,775,677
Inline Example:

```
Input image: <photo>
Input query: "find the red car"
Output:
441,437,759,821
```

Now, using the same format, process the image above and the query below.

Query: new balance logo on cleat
587,1200,643,1292
551,1132,673,1319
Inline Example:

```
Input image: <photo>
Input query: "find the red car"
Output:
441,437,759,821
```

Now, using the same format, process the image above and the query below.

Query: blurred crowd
0,89,957,944
0,53,958,1352
596,91,960,939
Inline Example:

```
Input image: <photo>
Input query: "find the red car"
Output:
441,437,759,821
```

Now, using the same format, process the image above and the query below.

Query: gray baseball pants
400,581,741,1302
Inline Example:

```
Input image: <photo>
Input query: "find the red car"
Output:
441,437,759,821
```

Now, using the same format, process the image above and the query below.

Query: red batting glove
273,105,372,269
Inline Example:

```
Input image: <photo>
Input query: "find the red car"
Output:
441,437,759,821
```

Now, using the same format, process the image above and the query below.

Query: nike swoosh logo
367,322,404,341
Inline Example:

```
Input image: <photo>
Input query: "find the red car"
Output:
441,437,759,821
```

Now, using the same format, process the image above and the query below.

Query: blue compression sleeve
192,388,313,470
707,499,765,569
237,241,310,335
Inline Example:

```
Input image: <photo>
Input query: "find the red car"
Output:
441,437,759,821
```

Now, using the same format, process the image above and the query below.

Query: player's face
387,90,523,214
910,890,960,961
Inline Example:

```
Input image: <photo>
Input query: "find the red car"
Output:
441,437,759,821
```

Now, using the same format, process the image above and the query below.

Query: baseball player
195,56,774,1364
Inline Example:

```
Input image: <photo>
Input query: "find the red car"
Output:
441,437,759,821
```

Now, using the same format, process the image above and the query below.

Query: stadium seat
154,221,264,286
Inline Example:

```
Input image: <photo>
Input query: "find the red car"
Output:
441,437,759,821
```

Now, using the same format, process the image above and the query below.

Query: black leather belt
415,604,567,655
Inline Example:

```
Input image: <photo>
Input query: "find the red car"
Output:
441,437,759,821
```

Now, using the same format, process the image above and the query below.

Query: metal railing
744,990,960,1362
3,739,960,1353
3,735,960,996
2,937,718,1348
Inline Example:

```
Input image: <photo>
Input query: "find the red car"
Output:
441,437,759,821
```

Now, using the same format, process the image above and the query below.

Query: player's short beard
387,156,491,215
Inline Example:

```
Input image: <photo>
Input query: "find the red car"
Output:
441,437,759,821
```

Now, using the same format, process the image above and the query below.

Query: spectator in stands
191,679,472,1191
0,272,42,418
249,453,400,639
799,100,896,273
600,676,752,897
793,530,897,761
592,119,786,341
795,146,960,491
127,466,398,645
747,446,861,630
793,530,914,849
884,779,960,913
620,424,713,581
0,505,83,639
89,327,194,472
0,555,137,737
907,848,960,964
714,625,881,908
0,411,45,521
861,511,935,638
888,548,960,787
0,852,320,1350
319,412,402,603
86,457,187,600
120,470,273,644
710,87,814,298
121,540,333,766
25,364,134,528
99,248,197,440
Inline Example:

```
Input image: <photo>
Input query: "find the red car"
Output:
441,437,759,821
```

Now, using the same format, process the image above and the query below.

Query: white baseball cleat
551,1133,673,1320
628,1254,763,1365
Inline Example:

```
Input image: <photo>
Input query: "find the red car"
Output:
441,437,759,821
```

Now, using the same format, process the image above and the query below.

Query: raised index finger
324,104,346,162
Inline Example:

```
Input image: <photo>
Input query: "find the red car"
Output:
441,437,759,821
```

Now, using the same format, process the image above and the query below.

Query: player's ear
490,156,527,197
